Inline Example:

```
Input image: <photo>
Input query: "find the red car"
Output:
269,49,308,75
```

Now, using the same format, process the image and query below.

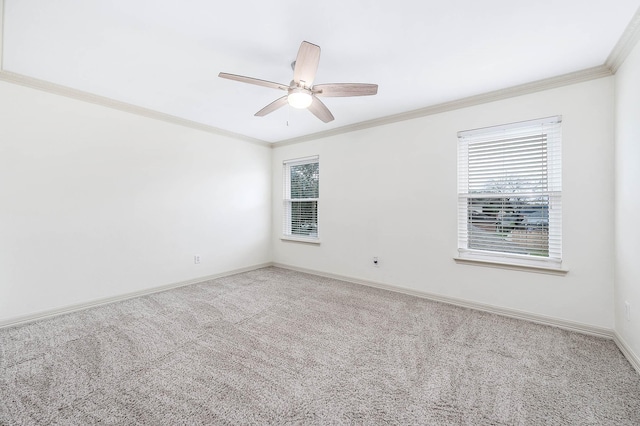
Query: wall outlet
194,255,201,264
625,301,630,321
373,256,379,267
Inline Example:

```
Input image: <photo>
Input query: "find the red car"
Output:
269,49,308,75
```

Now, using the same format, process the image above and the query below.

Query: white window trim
456,116,564,271
453,256,568,275
280,235,321,244
282,155,320,243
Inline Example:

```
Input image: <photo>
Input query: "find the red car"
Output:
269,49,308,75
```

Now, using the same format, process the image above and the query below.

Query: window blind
283,156,319,239
457,117,562,265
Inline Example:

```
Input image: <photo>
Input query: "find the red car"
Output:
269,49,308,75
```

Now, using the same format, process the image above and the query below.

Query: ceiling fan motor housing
219,41,378,122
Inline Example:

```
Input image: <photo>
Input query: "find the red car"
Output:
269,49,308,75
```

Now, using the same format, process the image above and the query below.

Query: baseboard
613,332,640,375
272,263,614,339
0,262,273,329
5,261,636,376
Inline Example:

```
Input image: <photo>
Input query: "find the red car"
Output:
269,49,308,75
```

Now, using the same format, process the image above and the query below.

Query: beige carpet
1,267,639,425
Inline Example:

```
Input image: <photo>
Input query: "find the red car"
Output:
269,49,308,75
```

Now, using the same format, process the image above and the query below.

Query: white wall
273,77,615,329
614,40,640,358
0,81,272,323
0,71,621,333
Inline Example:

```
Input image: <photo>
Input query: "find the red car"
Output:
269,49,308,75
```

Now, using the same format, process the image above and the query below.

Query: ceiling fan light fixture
287,89,313,109
219,41,377,123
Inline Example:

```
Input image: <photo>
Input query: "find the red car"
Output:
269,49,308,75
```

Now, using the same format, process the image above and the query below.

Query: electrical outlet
373,256,379,267
625,301,630,321
194,255,201,264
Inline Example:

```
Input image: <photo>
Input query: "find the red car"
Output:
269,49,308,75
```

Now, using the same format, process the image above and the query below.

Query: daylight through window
457,117,562,267
283,156,319,240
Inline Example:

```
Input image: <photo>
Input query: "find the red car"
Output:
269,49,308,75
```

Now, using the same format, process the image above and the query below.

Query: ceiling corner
0,69,271,147
606,6,640,73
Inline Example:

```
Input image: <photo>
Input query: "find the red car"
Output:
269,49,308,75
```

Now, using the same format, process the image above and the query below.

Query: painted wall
614,40,640,358
0,81,272,323
272,77,615,329
0,72,620,332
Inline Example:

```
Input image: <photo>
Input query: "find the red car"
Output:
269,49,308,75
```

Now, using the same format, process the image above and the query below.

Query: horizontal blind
283,156,319,238
458,117,561,263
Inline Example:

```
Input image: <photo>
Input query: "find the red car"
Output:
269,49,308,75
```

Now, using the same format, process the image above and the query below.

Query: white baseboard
272,263,615,339
272,263,640,373
4,261,636,376
0,262,273,329
613,332,640,375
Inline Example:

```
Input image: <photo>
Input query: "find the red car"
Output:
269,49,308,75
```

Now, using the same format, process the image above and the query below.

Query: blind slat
283,156,319,238
458,117,562,263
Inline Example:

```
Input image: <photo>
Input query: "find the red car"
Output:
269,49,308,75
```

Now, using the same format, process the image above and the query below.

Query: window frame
282,155,320,243
456,116,564,272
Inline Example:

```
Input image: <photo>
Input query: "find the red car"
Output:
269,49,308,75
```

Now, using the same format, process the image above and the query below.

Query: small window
283,156,319,241
457,117,562,268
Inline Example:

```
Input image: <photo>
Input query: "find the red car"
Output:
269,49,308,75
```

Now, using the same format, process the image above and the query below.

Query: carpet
1,267,639,425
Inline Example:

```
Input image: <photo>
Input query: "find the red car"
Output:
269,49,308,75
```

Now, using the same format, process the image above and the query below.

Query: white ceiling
3,0,640,143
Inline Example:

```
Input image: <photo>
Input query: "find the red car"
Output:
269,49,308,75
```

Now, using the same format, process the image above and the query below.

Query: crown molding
272,65,613,148
0,1,270,146
606,6,640,73
2,63,608,150
0,70,271,147
0,0,4,71
0,0,629,148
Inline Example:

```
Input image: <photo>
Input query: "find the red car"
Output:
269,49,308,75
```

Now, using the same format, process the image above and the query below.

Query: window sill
280,236,321,245
453,257,568,276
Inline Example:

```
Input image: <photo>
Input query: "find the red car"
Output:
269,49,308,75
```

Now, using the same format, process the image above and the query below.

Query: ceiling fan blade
255,96,289,117
313,83,378,97
219,72,289,91
293,41,321,87
308,96,334,123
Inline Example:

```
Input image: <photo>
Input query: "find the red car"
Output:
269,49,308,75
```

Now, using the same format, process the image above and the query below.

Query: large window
283,156,319,241
457,117,562,268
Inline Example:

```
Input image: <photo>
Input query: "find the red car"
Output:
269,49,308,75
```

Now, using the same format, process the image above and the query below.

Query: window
457,116,562,269
283,156,319,241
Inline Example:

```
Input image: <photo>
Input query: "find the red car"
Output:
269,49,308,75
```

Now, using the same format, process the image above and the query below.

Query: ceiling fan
219,41,378,123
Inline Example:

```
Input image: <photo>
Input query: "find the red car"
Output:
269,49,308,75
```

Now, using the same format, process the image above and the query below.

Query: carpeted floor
1,267,639,425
